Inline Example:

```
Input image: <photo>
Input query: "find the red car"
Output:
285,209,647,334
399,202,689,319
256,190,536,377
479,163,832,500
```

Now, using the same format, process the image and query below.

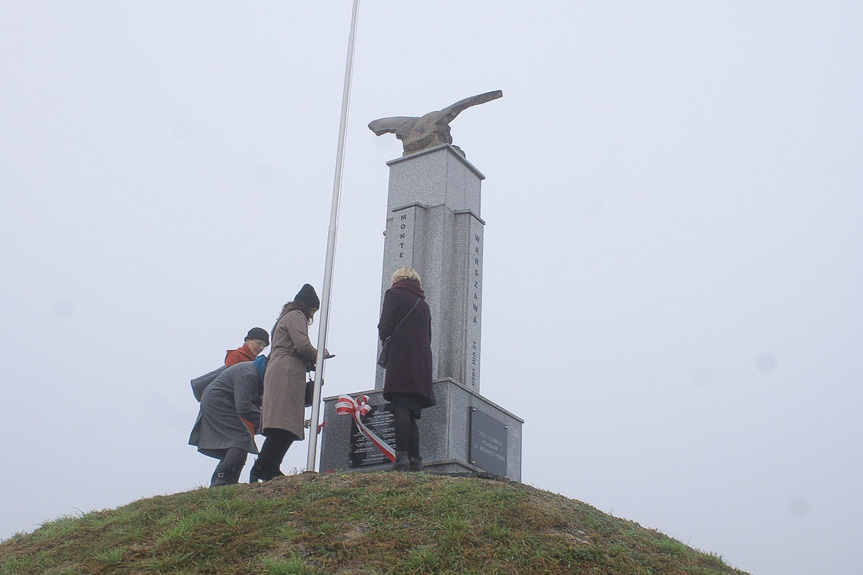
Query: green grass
0,472,749,575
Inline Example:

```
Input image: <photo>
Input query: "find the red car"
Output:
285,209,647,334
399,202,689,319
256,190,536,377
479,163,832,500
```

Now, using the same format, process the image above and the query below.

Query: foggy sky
1,3,861,575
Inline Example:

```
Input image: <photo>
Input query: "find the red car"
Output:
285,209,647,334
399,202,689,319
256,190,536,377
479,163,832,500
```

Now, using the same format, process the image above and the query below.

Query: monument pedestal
320,379,522,480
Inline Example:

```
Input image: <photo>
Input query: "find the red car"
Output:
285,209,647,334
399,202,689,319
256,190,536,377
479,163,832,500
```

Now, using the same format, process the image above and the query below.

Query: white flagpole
307,0,360,472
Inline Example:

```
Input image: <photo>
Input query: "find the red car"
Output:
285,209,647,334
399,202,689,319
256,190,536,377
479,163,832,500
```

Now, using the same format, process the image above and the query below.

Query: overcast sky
2,2,861,574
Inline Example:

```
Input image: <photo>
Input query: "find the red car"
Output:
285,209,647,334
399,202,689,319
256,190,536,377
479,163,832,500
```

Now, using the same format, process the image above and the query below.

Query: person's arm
378,290,398,341
286,310,317,360
234,371,262,434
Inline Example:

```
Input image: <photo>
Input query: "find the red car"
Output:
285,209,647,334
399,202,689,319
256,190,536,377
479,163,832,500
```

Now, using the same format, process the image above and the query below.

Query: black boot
409,456,423,472
249,459,283,483
210,461,243,487
392,451,409,471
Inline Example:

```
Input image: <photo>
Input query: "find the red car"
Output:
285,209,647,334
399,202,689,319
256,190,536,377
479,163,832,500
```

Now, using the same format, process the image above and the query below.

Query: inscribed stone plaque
469,407,508,477
349,407,396,468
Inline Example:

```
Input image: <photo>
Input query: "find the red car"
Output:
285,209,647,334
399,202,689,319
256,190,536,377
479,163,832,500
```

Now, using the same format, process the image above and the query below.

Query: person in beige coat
250,284,324,482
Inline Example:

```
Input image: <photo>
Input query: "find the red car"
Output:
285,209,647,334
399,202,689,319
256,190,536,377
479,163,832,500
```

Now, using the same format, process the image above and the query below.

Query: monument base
319,378,523,481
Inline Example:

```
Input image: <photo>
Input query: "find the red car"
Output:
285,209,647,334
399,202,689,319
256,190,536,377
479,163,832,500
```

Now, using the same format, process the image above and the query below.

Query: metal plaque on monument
320,91,523,480
348,407,396,468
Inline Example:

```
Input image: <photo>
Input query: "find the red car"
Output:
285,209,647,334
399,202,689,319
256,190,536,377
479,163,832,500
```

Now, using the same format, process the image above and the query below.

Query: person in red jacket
225,327,270,367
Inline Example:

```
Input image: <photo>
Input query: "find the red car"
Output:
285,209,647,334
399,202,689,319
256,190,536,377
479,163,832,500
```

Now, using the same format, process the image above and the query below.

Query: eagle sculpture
368,90,503,157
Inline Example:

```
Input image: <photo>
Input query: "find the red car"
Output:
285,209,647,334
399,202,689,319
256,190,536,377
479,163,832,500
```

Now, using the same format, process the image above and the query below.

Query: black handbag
377,339,391,368
304,378,315,407
377,297,421,368
304,357,326,407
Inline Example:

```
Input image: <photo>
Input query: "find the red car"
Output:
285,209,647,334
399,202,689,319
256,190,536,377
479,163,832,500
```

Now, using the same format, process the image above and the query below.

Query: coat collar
392,280,425,299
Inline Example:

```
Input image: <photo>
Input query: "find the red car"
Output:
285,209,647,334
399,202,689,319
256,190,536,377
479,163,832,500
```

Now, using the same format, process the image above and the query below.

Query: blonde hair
391,266,421,286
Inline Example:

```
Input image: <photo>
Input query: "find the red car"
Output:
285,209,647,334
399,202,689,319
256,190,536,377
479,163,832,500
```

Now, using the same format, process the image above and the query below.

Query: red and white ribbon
335,394,396,462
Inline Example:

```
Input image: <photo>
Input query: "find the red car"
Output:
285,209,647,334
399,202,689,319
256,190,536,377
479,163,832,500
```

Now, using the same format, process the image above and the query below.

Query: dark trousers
257,428,296,471
392,407,420,458
223,447,248,466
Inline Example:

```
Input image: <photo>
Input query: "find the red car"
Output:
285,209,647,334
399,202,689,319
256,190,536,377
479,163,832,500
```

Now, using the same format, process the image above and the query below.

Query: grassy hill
0,472,749,575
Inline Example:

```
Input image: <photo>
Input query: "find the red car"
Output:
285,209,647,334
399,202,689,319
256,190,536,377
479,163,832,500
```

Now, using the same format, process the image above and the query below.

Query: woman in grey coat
251,284,326,482
189,355,267,486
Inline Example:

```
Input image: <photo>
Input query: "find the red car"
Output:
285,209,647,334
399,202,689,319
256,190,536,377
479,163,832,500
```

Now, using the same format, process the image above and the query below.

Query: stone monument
319,91,522,480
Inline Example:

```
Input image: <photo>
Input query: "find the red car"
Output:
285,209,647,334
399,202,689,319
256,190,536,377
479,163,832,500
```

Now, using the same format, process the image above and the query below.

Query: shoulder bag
377,296,421,368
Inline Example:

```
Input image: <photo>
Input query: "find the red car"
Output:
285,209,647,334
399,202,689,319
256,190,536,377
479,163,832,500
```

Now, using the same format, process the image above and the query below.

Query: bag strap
389,296,421,338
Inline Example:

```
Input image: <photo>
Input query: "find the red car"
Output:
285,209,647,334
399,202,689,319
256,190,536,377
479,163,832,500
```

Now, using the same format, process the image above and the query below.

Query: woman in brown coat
378,266,434,471
250,284,322,482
